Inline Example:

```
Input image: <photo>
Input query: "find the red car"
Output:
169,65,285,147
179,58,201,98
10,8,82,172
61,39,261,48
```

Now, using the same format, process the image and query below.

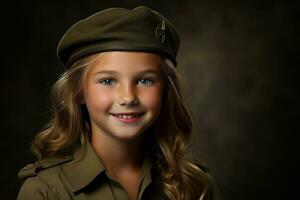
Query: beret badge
156,20,166,44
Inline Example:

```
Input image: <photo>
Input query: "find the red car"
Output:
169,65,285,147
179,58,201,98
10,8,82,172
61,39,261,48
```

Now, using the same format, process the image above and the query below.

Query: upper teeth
114,114,139,119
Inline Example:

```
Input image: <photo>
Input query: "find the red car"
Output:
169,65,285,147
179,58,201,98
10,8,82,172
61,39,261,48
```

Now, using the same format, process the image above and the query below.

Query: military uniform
17,140,221,200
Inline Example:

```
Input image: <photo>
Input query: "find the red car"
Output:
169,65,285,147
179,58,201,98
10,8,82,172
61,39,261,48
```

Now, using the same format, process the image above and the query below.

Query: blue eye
137,79,153,86
99,79,115,86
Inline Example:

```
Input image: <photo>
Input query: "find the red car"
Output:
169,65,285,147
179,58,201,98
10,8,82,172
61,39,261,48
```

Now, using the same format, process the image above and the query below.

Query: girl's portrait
1,1,295,200
17,5,221,200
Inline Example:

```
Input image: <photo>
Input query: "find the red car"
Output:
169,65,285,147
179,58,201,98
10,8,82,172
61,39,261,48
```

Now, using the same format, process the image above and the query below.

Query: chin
111,129,145,141
114,134,143,142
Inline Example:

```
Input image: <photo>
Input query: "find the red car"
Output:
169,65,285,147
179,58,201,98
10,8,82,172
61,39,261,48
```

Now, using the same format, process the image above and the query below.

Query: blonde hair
32,53,208,200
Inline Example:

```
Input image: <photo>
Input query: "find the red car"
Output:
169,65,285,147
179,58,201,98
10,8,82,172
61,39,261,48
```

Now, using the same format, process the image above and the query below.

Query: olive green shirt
17,141,221,200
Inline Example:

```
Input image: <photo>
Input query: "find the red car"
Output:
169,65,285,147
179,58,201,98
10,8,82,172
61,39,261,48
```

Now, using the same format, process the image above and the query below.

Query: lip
109,112,144,124
112,112,144,115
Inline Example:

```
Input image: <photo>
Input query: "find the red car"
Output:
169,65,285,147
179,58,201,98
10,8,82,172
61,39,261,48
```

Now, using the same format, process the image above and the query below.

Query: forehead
88,51,163,74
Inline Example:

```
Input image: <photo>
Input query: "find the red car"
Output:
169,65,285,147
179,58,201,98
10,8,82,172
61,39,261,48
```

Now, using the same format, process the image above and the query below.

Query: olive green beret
57,6,180,68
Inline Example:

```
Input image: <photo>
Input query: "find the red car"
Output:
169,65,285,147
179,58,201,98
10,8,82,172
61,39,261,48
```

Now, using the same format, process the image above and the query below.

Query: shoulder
17,176,54,200
17,155,73,200
18,155,73,180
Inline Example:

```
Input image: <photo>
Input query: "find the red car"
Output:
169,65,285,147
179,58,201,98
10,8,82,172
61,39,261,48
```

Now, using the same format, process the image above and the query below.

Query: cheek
140,86,163,112
84,85,114,113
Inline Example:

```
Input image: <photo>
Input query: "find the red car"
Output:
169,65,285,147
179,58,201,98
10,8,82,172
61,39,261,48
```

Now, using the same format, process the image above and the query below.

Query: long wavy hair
32,53,209,200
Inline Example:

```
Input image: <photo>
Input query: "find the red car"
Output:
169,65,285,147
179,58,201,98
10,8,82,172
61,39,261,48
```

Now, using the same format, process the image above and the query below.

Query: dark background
1,0,298,199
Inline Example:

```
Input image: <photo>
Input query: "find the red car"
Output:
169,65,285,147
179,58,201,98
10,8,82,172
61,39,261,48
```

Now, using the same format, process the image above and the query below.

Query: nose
118,83,139,106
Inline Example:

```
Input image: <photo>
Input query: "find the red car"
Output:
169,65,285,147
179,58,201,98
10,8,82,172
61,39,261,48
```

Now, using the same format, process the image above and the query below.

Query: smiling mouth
110,112,144,118
110,112,144,123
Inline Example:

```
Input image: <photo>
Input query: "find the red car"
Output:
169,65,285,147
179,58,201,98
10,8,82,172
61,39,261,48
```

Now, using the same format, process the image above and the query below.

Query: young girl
17,6,221,200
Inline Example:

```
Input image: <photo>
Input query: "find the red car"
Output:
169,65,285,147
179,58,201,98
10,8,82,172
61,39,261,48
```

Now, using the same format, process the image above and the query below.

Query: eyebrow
92,69,161,76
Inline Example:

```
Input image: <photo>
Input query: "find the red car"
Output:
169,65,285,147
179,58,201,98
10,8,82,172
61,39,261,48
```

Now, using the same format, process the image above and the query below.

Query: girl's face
83,51,164,141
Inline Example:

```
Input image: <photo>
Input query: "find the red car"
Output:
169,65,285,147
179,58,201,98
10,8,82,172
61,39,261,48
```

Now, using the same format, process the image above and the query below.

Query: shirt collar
60,140,106,192
138,157,153,200
60,139,154,193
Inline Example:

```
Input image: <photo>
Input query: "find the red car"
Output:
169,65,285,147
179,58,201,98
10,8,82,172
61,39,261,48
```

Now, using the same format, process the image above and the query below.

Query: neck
90,127,143,179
